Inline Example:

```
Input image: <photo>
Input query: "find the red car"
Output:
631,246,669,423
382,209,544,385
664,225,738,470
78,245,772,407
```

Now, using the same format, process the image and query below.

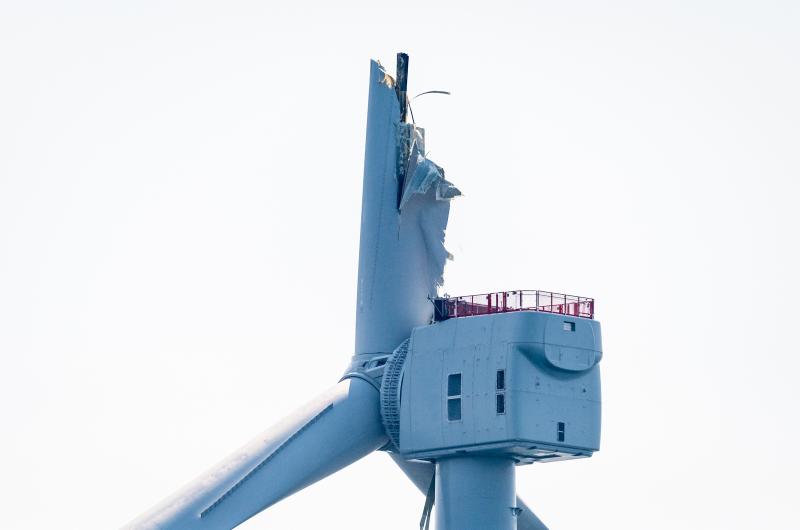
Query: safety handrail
433,290,594,321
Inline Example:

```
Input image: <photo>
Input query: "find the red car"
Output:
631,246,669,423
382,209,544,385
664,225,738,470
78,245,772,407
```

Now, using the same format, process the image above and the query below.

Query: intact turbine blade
124,378,387,529
388,453,549,530
514,496,550,530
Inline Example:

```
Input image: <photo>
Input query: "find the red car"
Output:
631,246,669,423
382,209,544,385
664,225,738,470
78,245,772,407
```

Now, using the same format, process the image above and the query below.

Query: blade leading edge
124,378,387,529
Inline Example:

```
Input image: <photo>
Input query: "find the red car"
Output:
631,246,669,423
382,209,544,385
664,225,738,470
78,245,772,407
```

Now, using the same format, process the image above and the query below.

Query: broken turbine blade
355,59,458,355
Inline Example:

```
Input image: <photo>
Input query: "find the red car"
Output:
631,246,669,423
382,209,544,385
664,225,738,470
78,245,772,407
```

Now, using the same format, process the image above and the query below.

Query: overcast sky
1,1,799,529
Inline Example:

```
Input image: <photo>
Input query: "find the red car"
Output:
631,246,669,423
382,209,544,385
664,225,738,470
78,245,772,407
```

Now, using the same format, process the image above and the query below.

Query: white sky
1,1,799,529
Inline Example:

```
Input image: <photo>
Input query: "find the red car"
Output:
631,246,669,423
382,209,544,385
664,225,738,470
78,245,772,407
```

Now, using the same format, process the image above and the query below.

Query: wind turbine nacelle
388,311,602,463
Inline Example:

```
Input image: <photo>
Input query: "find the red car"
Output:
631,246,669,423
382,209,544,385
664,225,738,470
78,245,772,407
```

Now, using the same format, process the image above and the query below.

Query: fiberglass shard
355,60,460,356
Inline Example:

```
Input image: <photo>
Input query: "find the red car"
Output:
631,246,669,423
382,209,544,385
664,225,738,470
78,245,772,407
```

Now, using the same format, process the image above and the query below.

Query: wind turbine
124,54,603,530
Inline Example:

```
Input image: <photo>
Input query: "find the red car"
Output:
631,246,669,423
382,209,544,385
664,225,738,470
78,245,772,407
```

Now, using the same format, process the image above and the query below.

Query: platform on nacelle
433,289,595,322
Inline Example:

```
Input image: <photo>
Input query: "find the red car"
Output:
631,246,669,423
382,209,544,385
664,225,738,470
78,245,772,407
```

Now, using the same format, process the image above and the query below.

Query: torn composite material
355,60,460,356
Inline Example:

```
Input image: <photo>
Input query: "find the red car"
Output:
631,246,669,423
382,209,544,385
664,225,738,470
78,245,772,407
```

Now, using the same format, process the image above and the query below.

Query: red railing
433,290,594,321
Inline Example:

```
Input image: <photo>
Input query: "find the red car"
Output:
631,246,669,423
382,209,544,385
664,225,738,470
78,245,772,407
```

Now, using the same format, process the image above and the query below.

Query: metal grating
380,339,409,450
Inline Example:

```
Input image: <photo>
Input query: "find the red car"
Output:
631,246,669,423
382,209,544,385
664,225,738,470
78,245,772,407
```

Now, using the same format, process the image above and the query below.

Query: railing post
435,290,594,320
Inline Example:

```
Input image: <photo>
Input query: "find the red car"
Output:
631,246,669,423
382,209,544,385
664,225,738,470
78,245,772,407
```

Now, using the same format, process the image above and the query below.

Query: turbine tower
124,54,603,530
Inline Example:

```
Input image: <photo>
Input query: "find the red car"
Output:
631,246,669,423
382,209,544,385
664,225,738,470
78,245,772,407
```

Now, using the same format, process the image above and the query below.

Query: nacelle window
447,373,462,421
496,370,506,415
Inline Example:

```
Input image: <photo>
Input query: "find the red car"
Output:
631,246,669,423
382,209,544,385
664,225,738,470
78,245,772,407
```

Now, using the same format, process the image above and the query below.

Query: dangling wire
413,90,451,99
408,90,450,125
407,90,451,124
407,95,416,125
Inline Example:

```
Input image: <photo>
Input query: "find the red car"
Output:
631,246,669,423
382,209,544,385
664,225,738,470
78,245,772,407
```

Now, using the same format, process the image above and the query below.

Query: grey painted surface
389,453,548,530
436,457,516,530
122,378,386,529
399,311,602,461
